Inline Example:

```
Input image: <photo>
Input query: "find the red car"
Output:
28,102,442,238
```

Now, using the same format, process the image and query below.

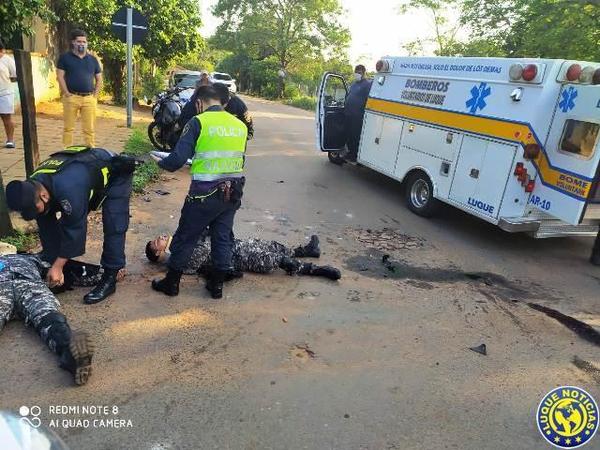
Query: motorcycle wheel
148,121,167,151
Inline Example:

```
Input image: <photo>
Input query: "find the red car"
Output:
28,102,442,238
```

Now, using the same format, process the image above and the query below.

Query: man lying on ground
145,234,341,284
0,252,94,385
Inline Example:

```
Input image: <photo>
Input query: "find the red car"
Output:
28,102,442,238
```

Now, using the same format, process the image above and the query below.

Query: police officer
345,64,372,162
178,83,254,141
0,251,94,385
145,234,341,280
6,147,134,304
151,85,247,299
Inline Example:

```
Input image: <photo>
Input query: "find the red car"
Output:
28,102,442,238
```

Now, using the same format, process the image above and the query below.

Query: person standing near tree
0,38,17,149
56,29,102,148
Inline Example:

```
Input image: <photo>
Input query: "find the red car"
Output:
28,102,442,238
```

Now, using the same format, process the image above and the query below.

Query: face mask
354,73,362,81
74,44,87,54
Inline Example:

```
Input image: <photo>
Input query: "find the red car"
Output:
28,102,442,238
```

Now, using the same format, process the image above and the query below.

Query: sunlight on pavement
110,308,219,338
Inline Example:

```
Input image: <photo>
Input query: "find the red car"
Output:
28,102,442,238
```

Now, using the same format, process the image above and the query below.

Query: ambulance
316,57,600,237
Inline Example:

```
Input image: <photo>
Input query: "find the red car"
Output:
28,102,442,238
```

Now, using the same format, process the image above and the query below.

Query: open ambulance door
316,72,348,151
533,83,600,225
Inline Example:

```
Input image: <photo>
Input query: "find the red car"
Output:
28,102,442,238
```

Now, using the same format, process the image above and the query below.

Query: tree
212,0,350,97
0,0,54,43
398,0,463,56
461,0,600,60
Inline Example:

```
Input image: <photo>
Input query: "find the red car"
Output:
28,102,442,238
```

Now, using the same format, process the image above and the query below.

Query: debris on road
469,344,487,356
154,189,171,196
293,343,316,359
350,227,425,252
282,317,288,323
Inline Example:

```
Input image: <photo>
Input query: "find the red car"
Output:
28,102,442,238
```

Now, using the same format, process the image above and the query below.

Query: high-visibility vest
31,146,111,210
191,111,248,182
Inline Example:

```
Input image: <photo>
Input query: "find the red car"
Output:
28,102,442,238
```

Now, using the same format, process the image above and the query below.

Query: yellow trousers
62,94,97,147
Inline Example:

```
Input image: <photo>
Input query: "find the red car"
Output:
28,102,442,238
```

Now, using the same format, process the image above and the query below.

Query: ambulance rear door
316,72,348,151
533,82,600,225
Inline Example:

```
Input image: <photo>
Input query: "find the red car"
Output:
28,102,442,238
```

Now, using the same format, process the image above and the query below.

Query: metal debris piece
469,344,487,356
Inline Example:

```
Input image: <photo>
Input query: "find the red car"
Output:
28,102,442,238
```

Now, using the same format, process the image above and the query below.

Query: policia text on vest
152,86,247,300
5,147,135,305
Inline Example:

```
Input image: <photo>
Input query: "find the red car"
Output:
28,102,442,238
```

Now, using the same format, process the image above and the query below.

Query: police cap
5,180,40,220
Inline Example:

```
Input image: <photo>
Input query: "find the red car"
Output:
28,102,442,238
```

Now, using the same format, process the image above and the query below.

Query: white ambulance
316,57,600,237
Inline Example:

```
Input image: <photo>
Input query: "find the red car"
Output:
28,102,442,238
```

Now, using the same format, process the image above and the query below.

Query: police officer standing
151,85,247,299
6,147,134,304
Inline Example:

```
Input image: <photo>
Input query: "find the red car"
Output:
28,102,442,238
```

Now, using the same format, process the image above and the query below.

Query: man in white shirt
0,39,17,149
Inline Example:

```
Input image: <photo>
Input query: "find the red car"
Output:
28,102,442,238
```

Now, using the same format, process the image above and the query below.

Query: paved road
1,97,599,450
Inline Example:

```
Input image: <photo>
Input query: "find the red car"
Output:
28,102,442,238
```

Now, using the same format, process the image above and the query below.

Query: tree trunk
102,55,125,104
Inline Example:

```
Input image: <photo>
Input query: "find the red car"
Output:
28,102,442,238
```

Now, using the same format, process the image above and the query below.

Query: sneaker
5,141,15,149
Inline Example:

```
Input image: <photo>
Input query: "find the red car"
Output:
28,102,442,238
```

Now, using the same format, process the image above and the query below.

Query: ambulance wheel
405,172,439,217
328,151,345,165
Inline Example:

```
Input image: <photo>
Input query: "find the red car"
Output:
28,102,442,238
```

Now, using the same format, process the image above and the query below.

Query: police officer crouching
151,85,247,299
6,147,135,304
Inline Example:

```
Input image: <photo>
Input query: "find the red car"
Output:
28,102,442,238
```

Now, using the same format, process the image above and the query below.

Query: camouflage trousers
0,278,64,354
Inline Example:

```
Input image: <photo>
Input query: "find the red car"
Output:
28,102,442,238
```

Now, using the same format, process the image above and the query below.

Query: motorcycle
147,87,188,151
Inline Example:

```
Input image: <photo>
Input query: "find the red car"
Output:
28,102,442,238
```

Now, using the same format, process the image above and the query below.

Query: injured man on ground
145,233,342,281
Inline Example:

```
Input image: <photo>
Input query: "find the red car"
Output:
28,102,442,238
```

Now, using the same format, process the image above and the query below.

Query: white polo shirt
0,54,17,97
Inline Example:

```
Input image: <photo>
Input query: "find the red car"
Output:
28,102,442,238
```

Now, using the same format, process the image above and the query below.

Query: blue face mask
74,44,87,54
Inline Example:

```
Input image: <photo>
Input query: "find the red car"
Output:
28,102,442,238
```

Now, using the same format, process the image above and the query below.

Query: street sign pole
126,7,133,128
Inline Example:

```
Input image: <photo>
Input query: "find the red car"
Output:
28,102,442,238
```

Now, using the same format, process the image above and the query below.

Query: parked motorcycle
147,87,187,151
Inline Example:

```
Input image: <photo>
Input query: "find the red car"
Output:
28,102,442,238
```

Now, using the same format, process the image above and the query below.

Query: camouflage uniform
0,254,70,354
183,238,294,275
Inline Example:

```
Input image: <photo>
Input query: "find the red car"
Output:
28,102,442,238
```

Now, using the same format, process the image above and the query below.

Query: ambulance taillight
525,180,536,193
524,143,541,160
522,64,538,81
579,66,595,83
593,69,600,85
514,163,525,176
518,168,529,183
566,64,582,82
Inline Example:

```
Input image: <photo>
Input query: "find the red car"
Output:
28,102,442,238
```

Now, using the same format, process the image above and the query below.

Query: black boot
279,256,302,275
293,235,321,258
58,331,95,386
152,269,182,297
83,268,118,304
206,270,226,299
298,262,341,280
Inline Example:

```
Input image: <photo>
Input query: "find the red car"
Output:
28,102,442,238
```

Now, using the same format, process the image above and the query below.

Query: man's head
212,83,231,106
354,65,367,81
195,85,222,113
69,29,88,55
145,235,171,263
5,180,52,220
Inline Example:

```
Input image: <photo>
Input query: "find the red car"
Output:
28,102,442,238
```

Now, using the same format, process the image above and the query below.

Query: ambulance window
559,120,599,159
324,76,346,108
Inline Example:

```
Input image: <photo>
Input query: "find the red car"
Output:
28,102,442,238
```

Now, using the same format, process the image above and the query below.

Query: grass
1,229,40,252
284,95,317,111
123,126,161,193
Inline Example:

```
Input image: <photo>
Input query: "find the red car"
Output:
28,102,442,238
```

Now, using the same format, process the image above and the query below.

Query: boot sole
70,331,94,386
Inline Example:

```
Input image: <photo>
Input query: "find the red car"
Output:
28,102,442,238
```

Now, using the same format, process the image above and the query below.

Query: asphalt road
1,97,599,450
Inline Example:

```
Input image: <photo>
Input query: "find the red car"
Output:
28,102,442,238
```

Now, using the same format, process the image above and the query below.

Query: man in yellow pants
56,29,102,148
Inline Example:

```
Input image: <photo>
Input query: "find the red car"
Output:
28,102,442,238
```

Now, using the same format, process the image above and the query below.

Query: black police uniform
7,147,134,304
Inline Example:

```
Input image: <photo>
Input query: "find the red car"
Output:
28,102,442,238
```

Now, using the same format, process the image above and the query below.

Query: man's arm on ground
158,118,200,171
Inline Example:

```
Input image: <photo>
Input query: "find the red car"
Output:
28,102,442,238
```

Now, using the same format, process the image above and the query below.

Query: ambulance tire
328,151,346,165
405,172,439,217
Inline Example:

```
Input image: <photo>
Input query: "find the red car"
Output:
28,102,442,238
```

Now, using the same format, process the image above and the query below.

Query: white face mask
354,73,363,81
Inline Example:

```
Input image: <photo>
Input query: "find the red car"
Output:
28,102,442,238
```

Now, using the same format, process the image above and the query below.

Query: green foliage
461,0,600,61
0,0,54,42
284,95,317,111
1,229,39,252
398,0,463,56
123,127,160,192
212,0,350,97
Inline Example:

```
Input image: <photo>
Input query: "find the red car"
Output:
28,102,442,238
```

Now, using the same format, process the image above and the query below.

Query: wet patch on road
572,356,600,384
527,303,600,346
